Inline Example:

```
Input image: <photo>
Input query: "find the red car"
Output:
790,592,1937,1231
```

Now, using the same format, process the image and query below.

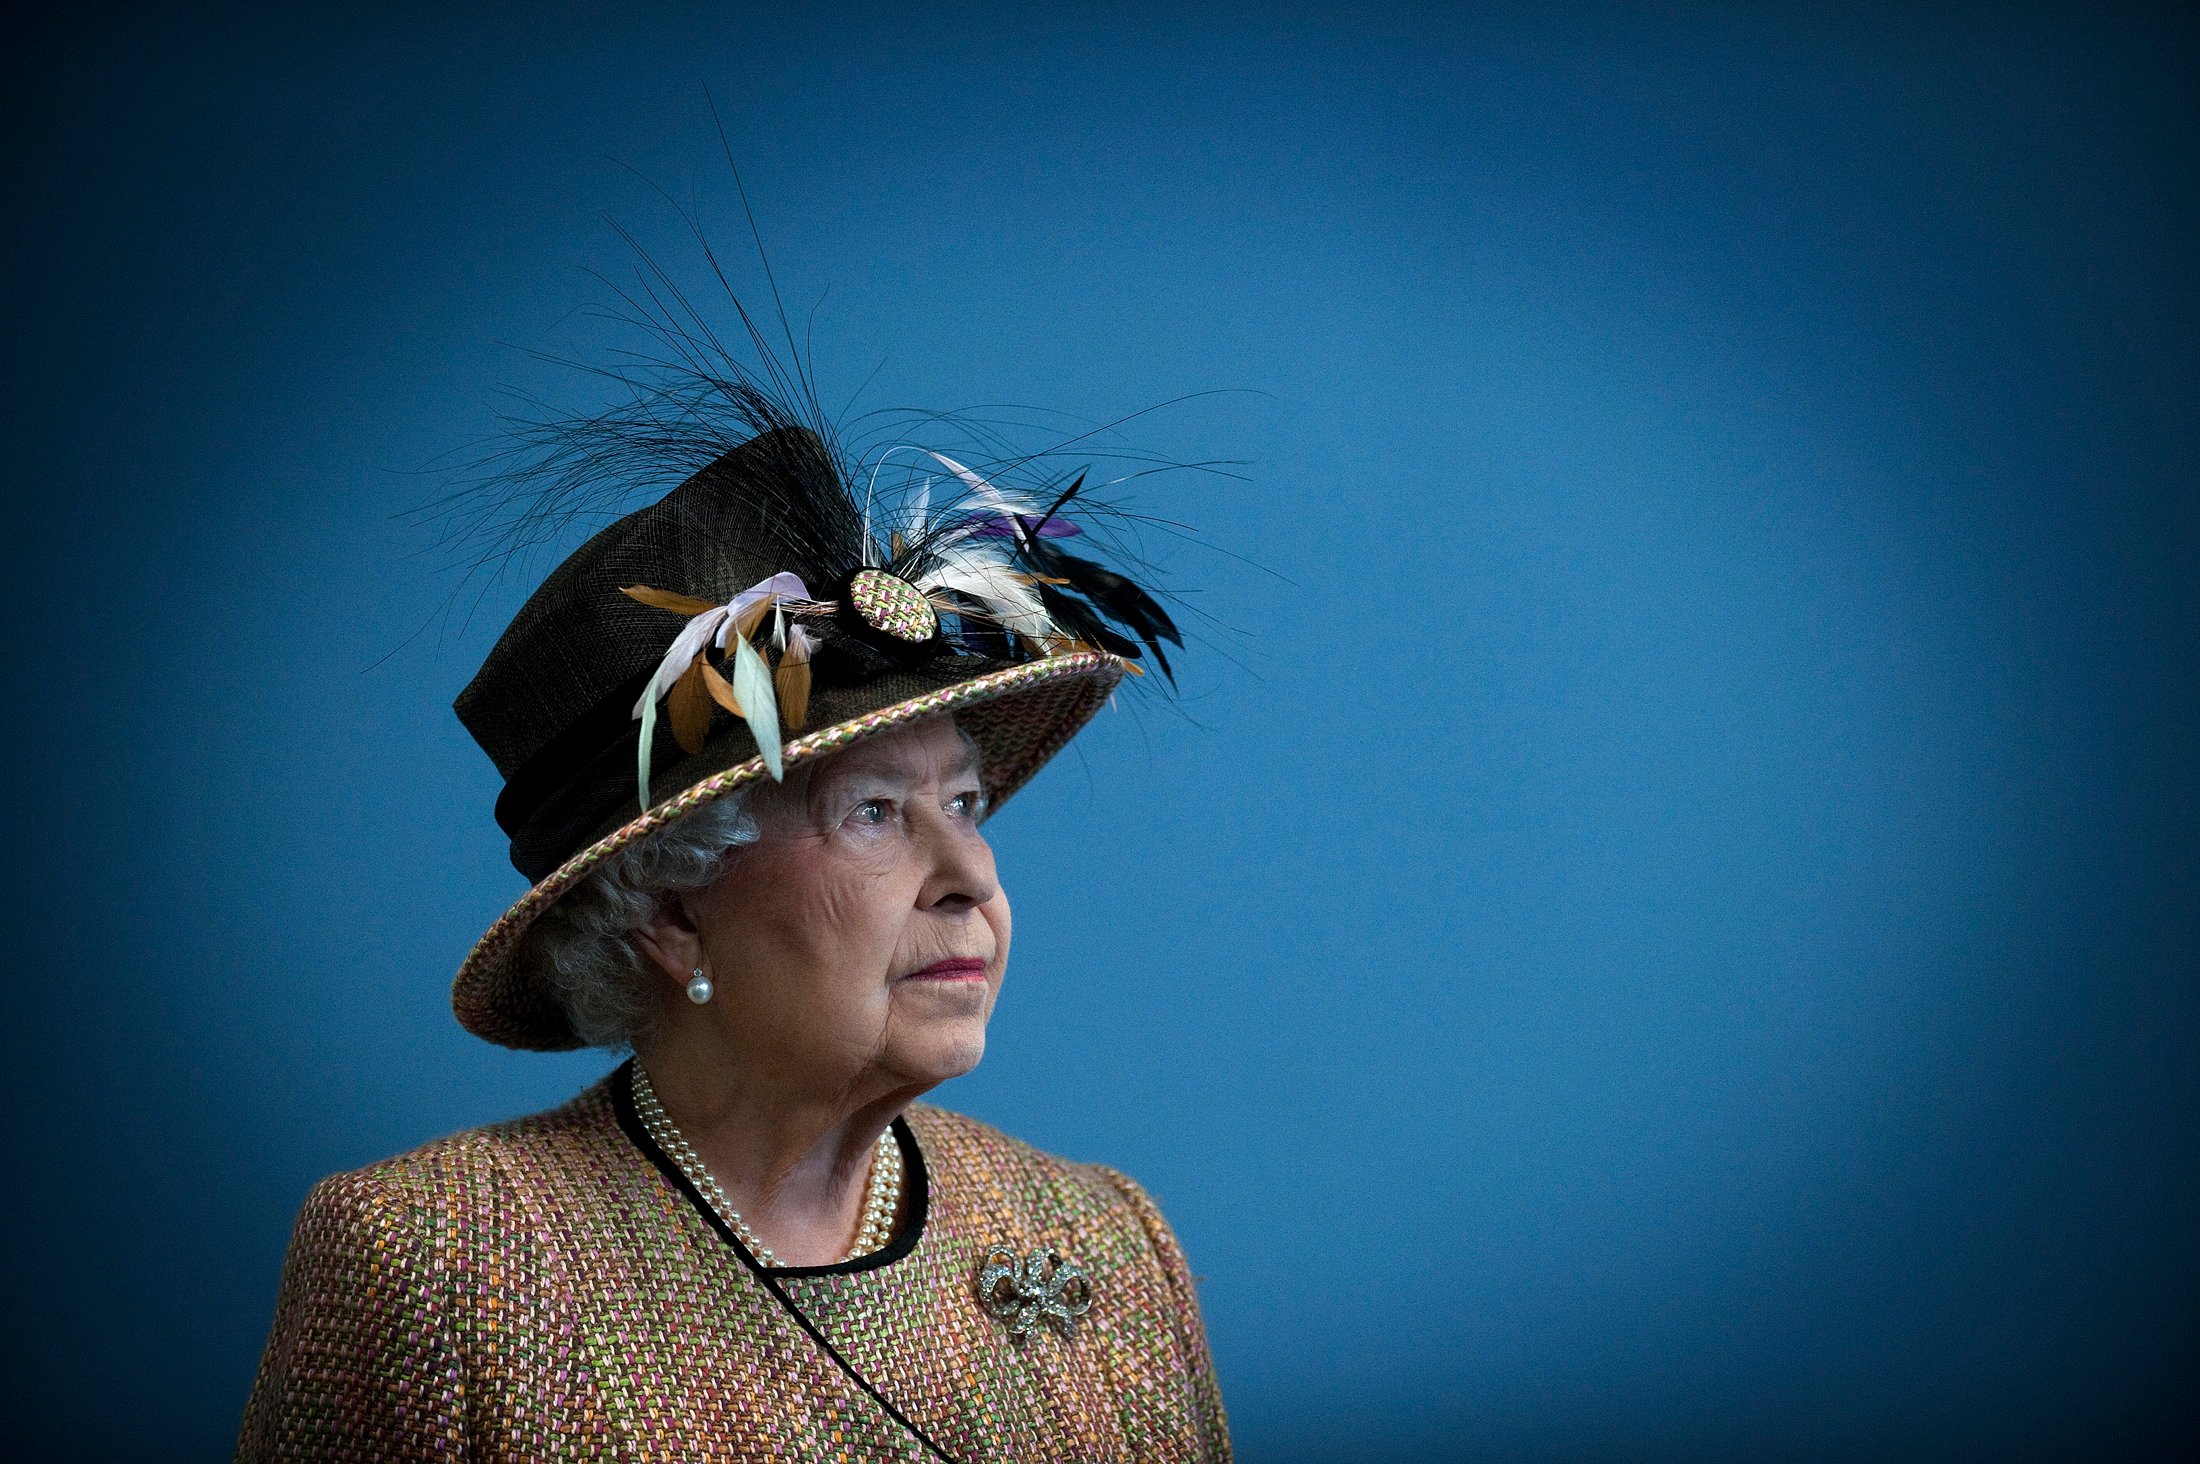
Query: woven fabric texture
238,1073,1230,1461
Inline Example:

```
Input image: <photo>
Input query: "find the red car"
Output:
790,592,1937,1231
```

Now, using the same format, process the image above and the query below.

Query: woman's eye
947,790,985,819
851,799,890,826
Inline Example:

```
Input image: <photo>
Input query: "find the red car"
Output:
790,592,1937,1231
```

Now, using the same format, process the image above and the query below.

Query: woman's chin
886,1021,989,1087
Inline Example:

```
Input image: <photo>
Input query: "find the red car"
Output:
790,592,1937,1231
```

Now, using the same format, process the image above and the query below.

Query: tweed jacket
239,1066,1229,1461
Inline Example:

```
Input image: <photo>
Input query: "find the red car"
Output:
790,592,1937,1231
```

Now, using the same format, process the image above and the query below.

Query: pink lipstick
905,957,988,982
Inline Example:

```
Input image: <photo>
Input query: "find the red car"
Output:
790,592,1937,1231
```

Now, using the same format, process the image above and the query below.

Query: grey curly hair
517,792,763,1049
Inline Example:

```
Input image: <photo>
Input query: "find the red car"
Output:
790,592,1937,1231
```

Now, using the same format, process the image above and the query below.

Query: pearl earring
685,968,713,1005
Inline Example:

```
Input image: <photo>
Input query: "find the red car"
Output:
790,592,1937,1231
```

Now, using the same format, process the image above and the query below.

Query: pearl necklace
631,1063,903,1268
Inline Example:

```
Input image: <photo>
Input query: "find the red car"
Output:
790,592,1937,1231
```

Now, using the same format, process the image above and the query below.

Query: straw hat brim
452,650,1126,1050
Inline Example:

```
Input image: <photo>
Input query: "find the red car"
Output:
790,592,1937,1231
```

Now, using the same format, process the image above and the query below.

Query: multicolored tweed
238,1067,1229,1461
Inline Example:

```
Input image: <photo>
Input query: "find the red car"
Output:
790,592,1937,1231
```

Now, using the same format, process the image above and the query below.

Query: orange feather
621,585,720,616
666,660,713,753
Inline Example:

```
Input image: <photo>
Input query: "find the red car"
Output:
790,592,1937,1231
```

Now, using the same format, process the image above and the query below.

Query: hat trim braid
452,650,1124,1050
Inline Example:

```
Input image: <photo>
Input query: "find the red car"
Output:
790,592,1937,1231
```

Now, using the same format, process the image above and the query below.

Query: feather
1045,555,1181,646
628,574,816,803
729,632,785,779
732,592,777,643
923,453,1041,542
988,474,1088,544
926,451,998,499
1033,580,1142,660
775,625,814,731
1019,539,1181,684
700,656,743,717
908,475,931,545
964,514,1081,540
635,696,662,811
919,540,1057,645
631,605,732,808
705,571,811,650
667,658,713,753
622,585,721,616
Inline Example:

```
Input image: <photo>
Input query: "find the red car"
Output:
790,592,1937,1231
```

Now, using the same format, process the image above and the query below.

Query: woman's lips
904,957,989,982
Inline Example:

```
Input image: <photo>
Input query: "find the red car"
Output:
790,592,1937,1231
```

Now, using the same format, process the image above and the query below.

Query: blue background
5,4,2194,1458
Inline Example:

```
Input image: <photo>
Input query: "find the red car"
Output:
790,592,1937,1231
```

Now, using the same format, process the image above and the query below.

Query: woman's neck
632,1031,922,1267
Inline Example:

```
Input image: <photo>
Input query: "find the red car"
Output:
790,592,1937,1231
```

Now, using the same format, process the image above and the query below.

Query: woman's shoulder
294,1075,623,1230
903,1101,1184,1240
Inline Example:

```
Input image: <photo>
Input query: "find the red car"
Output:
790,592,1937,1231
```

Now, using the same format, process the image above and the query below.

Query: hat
447,410,1178,1050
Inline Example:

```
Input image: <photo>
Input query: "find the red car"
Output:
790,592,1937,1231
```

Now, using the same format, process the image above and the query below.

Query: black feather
1033,582,1144,661
1017,539,1181,684
1042,550,1183,648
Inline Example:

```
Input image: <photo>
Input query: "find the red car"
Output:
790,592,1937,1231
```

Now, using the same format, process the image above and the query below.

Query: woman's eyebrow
816,744,983,797
810,759,924,802
812,768,901,801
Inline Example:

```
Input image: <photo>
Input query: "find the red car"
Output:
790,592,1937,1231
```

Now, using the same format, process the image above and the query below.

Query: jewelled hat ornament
448,374,1183,1051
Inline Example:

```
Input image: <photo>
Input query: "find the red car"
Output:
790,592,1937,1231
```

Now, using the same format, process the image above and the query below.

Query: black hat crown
455,424,1178,885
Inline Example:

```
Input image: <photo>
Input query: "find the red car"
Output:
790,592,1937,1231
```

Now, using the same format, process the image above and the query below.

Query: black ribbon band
494,669,654,883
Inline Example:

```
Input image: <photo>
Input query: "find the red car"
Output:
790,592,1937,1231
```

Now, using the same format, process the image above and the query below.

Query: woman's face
678,716,1010,1098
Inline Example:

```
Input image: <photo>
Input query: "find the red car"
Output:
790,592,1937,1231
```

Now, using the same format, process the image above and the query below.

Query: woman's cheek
986,888,1013,972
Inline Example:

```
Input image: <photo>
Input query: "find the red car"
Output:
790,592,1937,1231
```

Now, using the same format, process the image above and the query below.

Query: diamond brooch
977,1243,1093,1340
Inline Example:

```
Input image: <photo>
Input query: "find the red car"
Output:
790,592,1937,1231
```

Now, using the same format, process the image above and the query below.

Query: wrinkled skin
630,715,1008,1265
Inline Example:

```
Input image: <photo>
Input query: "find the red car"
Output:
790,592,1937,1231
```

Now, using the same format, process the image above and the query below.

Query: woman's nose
916,809,997,912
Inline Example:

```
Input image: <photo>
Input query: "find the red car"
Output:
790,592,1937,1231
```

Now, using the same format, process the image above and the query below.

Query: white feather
926,451,999,500
925,452,1040,546
906,475,932,545
922,540,1058,644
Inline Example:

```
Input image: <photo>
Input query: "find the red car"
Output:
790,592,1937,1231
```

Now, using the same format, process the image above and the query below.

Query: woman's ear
630,894,706,989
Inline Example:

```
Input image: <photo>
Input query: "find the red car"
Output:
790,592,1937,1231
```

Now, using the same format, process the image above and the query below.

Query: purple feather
962,513,1082,540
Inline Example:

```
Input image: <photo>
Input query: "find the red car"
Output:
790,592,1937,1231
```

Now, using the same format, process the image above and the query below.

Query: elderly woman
238,410,1228,1460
